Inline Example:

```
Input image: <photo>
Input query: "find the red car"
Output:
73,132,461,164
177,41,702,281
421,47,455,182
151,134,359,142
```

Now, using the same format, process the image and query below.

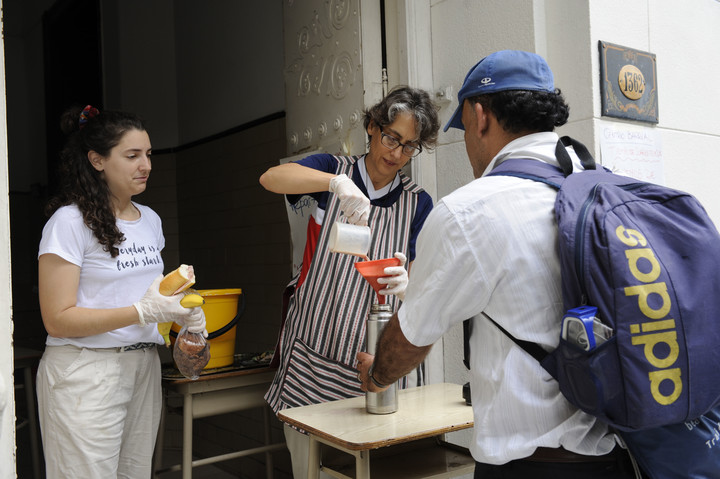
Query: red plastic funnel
354,257,401,304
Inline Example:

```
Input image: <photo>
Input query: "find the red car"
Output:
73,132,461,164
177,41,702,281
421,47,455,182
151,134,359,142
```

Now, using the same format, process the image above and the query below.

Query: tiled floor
15,428,276,479
14,442,231,479
154,449,239,478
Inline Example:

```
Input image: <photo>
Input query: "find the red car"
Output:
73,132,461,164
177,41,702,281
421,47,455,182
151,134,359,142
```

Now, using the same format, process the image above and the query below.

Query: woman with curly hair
260,85,440,478
36,105,205,478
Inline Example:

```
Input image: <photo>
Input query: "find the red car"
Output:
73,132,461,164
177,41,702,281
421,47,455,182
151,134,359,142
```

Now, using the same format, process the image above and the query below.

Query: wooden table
278,382,475,479
154,365,285,479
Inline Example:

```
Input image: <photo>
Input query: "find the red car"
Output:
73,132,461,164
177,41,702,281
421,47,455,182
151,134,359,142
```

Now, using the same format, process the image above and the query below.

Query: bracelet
368,362,390,388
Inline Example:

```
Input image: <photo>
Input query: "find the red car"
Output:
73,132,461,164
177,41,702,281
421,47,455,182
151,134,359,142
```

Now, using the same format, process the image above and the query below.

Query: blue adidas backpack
486,136,720,478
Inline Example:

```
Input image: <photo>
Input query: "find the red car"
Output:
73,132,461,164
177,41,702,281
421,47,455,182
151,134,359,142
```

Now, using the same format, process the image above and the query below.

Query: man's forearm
371,313,432,386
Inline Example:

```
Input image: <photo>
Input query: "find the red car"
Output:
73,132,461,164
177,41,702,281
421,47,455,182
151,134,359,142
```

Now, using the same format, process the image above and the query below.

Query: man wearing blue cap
356,50,639,478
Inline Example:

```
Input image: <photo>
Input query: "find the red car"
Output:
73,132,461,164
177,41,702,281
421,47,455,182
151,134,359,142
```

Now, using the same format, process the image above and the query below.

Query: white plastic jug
328,222,371,258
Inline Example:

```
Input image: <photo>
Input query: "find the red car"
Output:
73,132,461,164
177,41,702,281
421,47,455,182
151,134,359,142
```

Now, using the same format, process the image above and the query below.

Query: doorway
43,0,103,193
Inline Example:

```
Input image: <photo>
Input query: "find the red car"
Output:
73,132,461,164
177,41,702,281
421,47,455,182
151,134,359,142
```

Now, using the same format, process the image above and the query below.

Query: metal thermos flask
365,303,398,414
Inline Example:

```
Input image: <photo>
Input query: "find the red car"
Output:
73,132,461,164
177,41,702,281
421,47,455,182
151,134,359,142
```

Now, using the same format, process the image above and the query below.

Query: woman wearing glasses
260,86,439,478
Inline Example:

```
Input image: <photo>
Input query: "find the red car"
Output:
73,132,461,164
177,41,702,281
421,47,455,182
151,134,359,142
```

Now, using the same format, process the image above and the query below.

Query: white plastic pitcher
328,222,371,258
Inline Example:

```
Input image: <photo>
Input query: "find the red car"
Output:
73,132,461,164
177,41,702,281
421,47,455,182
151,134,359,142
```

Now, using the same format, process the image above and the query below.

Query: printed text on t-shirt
116,242,161,271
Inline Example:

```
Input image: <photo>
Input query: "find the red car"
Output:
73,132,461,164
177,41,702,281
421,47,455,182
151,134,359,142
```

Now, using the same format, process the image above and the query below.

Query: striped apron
265,155,424,414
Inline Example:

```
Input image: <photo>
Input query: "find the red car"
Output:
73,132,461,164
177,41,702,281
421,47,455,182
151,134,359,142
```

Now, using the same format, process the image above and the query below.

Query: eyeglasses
379,129,422,157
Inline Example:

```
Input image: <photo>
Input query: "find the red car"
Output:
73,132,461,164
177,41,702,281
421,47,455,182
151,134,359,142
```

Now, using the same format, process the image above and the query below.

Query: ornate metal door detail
284,0,367,156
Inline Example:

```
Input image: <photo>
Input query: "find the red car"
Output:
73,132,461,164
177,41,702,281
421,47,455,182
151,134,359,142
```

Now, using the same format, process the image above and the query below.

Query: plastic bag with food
173,326,210,380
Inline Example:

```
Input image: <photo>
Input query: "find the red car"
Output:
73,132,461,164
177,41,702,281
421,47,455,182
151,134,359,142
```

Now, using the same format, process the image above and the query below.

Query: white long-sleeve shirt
399,132,616,464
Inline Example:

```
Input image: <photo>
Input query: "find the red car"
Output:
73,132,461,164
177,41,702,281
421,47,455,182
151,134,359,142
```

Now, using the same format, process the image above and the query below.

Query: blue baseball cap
443,50,555,131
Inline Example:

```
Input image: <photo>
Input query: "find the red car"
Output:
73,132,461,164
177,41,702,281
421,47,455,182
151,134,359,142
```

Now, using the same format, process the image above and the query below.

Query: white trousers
37,344,162,479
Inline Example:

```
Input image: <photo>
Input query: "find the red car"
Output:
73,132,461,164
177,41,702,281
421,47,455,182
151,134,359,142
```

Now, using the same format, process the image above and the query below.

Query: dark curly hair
46,105,147,257
363,85,440,151
470,89,569,134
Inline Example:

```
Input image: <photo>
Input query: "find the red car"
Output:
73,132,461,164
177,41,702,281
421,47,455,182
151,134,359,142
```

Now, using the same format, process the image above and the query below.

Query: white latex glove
377,252,408,301
133,274,196,326
176,307,208,337
329,174,370,226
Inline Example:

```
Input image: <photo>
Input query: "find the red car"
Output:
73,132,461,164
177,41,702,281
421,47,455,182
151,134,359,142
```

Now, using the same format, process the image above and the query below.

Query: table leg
355,449,370,479
263,405,274,479
307,435,320,479
182,392,193,479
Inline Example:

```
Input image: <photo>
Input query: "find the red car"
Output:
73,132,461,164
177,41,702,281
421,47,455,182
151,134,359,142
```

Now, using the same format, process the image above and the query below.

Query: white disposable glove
377,252,408,301
176,306,208,337
133,274,196,326
329,174,370,226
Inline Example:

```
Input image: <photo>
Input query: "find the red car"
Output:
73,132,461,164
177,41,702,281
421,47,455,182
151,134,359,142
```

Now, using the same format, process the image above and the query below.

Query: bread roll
159,264,195,296
173,331,210,379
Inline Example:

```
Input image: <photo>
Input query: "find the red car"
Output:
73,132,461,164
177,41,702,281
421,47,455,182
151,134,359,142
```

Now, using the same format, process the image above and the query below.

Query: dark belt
118,342,157,352
80,342,158,353
526,446,623,463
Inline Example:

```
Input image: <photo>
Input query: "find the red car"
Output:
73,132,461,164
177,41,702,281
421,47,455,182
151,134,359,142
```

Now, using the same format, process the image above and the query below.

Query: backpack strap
481,312,548,363
463,315,547,366
556,136,596,175
488,159,564,188
489,136,596,181
463,318,472,369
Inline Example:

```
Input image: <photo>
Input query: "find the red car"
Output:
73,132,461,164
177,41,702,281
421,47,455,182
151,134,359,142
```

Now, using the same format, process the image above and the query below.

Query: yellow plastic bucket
171,288,243,370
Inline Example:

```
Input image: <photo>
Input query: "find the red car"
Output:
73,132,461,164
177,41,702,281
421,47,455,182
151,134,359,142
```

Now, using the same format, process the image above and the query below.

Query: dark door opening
43,0,103,195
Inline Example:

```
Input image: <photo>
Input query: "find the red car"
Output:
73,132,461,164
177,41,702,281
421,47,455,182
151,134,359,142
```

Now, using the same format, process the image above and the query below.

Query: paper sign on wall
599,125,664,185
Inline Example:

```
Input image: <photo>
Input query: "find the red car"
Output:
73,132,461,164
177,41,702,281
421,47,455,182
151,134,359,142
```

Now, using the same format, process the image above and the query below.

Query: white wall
643,0,720,221
543,0,594,142
558,0,720,224
432,0,540,198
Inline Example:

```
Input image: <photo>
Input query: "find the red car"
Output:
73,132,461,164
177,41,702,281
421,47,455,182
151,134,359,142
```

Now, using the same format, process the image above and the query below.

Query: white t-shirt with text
38,203,165,348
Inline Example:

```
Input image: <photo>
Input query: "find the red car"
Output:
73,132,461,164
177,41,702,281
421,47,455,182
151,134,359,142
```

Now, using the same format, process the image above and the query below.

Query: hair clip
79,105,100,129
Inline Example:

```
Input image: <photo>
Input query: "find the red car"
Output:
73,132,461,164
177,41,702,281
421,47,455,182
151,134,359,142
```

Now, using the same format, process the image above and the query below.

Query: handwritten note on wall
599,125,664,185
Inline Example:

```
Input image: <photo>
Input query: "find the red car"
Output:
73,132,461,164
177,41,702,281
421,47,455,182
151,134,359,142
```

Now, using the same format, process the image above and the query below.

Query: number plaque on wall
599,41,658,123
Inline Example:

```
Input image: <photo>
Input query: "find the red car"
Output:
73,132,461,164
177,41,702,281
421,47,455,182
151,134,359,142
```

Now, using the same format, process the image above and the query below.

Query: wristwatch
368,362,390,388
